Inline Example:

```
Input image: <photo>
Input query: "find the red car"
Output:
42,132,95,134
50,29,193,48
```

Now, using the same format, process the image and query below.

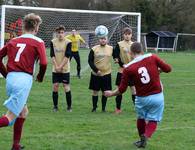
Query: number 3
138,67,150,84
15,43,26,62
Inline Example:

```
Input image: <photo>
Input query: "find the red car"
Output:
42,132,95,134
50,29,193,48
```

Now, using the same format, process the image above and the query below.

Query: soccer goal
0,5,141,48
174,33,195,51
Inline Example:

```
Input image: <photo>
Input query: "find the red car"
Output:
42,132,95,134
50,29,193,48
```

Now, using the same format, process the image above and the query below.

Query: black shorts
52,72,70,84
115,72,132,86
89,73,112,91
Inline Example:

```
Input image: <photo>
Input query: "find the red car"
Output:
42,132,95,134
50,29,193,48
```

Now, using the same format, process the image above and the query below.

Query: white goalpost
0,5,141,48
0,5,141,76
174,33,195,51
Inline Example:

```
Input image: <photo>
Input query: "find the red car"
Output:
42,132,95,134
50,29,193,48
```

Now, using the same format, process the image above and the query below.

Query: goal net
174,33,195,51
0,5,141,48
0,5,141,76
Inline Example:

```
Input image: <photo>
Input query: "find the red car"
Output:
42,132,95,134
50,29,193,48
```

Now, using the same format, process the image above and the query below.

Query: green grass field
0,50,195,150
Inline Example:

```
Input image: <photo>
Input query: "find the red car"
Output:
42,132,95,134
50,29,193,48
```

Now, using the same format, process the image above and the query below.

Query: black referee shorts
52,72,70,84
89,73,112,91
115,72,132,86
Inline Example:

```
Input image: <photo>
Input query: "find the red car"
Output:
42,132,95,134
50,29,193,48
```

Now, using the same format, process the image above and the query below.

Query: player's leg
89,73,100,112
133,95,147,148
134,92,164,148
134,120,157,148
101,74,112,112
69,51,73,61
52,73,60,111
3,72,32,150
74,52,81,78
12,106,28,150
1,72,32,128
144,92,164,139
92,90,99,112
0,111,16,128
62,73,72,112
63,84,72,112
115,72,123,113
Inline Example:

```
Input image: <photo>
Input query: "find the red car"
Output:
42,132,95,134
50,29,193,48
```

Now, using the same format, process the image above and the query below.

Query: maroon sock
12,118,25,149
144,121,157,138
137,118,146,137
0,115,9,127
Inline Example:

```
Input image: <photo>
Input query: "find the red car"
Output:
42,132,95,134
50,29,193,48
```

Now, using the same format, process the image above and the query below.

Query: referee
66,29,87,78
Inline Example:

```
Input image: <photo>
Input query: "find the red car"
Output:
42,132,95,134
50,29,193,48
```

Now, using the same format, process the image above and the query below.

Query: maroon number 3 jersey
119,53,172,96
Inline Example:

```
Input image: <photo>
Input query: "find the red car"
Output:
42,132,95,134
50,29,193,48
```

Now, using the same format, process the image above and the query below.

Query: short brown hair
123,27,132,34
55,25,65,32
131,42,143,54
24,13,42,31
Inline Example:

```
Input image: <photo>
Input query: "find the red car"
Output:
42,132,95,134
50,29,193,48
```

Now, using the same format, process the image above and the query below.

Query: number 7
15,43,26,62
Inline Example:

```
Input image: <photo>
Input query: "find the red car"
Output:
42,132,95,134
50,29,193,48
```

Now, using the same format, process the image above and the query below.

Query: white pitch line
158,126,195,131
166,83,195,87
29,126,195,138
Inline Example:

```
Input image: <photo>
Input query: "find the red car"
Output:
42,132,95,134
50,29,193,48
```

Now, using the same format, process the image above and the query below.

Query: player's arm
65,35,70,40
50,41,59,70
79,35,86,44
0,45,8,78
58,42,72,69
88,49,99,74
154,54,172,73
36,42,48,82
50,41,61,72
105,68,131,97
113,44,124,67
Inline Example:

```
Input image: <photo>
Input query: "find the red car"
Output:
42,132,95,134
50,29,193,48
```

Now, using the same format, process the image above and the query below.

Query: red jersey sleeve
37,42,47,65
0,45,8,78
118,68,131,93
36,42,47,82
153,54,172,73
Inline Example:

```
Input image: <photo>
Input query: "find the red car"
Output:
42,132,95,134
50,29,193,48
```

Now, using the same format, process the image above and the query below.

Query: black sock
116,95,122,109
66,91,72,109
92,96,98,109
52,92,58,108
102,95,107,111
132,95,136,105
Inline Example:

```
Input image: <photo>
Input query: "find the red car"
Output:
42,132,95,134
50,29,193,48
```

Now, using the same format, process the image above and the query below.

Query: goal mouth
174,33,195,52
0,5,141,77
0,5,141,49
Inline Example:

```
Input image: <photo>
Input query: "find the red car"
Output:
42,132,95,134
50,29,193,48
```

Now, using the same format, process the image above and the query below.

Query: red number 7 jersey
0,34,47,75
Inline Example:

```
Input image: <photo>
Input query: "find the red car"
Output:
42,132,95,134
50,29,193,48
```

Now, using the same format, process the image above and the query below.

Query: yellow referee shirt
66,34,85,52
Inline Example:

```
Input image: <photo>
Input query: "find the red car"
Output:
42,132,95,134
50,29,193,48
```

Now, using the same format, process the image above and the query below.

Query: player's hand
158,68,162,73
104,91,113,97
55,66,62,73
96,70,101,76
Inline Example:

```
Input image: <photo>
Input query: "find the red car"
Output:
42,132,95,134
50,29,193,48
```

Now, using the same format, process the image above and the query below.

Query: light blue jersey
4,72,33,116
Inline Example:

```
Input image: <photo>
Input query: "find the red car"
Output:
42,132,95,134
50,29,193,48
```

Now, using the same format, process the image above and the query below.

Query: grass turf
0,50,195,150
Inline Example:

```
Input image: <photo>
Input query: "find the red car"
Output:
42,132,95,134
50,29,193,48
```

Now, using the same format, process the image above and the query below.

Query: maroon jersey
118,53,171,96
0,34,47,78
